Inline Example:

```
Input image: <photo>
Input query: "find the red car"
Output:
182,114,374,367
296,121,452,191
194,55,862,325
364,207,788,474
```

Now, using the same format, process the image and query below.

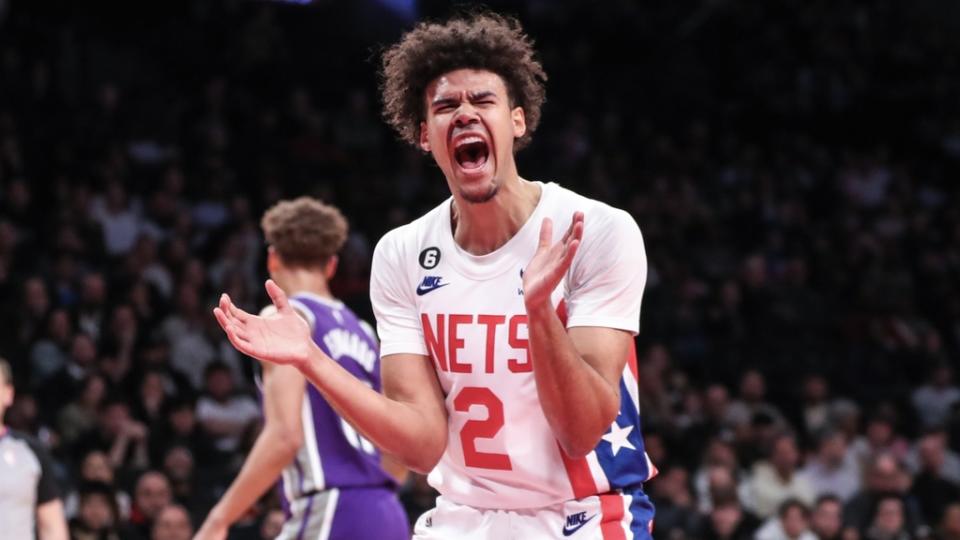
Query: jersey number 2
453,387,512,470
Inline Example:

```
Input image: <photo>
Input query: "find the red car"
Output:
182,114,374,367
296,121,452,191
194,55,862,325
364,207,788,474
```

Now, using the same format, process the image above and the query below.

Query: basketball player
214,13,654,539
196,198,407,540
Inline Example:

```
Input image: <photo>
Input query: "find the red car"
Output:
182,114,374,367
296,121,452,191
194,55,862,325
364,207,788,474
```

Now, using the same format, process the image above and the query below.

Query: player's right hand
213,279,315,369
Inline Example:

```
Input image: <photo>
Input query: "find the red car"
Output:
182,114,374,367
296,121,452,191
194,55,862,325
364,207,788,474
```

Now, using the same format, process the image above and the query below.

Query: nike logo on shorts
562,512,596,536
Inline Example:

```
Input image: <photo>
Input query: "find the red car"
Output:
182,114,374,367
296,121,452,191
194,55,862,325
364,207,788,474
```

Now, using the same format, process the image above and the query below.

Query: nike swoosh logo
562,515,596,536
416,282,449,296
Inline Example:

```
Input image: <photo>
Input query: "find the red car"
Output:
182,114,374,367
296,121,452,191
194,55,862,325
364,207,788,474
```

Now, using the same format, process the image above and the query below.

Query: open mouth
453,136,490,171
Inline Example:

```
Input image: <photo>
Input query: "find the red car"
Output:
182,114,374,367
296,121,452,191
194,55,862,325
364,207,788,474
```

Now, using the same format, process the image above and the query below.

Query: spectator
697,490,761,540
830,401,863,453
125,338,192,411
850,413,911,471
648,464,699,538
149,398,218,467
908,430,960,526
754,498,817,540
912,364,960,431
77,273,108,342
637,343,677,428
798,374,833,438
642,430,669,471
937,503,960,540
862,495,916,540
57,373,107,447
694,437,752,513
150,504,193,540
126,238,174,302
38,332,97,417
701,383,739,436
742,411,789,468
810,496,847,540
747,433,815,518
801,429,861,502
160,444,216,524
63,449,131,521
844,453,925,534
89,181,144,257
68,481,122,540
122,470,172,540
161,285,242,390
75,398,149,474
100,304,143,378
28,308,73,386
728,370,788,431
18,276,51,349
195,361,259,454
131,370,169,427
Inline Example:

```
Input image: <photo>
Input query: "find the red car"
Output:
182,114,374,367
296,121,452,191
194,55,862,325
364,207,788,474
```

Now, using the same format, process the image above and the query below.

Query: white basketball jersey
370,181,655,509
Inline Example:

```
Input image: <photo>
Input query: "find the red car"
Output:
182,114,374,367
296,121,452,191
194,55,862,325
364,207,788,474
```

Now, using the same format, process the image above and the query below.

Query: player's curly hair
261,197,348,268
379,12,547,151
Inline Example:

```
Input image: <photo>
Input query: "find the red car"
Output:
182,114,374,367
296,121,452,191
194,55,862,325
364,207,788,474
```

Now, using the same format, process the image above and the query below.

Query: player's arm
525,309,630,457
298,349,448,473
356,320,412,485
380,453,410,485
214,284,448,474
36,499,68,540
523,212,643,458
195,362,305,540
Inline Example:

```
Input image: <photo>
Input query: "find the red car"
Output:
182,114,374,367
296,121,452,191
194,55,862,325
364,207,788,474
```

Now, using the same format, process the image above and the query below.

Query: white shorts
412,489,654,540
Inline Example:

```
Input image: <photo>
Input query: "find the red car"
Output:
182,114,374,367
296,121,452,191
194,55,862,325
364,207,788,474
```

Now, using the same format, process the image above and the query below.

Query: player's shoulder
373,197,450,261
542,182,640,234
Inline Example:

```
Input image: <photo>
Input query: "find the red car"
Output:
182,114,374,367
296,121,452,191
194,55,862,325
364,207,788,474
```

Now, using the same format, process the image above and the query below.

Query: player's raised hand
213,279,314,369
522,212,583,310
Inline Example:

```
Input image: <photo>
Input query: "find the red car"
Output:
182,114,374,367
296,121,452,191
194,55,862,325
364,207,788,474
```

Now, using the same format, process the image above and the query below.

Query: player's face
420,69,526,204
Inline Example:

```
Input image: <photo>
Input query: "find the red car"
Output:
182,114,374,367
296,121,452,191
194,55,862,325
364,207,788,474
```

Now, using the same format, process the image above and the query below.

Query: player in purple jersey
195,198,407,540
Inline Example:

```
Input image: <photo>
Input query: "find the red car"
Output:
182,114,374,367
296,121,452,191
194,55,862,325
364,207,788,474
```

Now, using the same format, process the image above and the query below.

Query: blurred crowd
0,0,959,539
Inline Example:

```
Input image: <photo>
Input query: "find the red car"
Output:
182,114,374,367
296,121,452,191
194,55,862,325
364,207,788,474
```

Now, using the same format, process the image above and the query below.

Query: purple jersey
269,292,395,509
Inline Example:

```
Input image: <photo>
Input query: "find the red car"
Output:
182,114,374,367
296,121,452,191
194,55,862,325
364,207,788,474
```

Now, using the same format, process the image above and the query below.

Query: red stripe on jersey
627,341,639,381
600,493,627,540
558,443,597,498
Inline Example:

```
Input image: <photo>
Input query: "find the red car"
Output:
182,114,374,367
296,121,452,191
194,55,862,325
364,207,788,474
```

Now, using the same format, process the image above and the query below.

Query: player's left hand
213,279,315,369
522,212,583,310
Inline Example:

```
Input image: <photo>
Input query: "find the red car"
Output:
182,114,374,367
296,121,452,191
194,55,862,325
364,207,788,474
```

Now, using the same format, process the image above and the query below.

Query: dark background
1,1,959,538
